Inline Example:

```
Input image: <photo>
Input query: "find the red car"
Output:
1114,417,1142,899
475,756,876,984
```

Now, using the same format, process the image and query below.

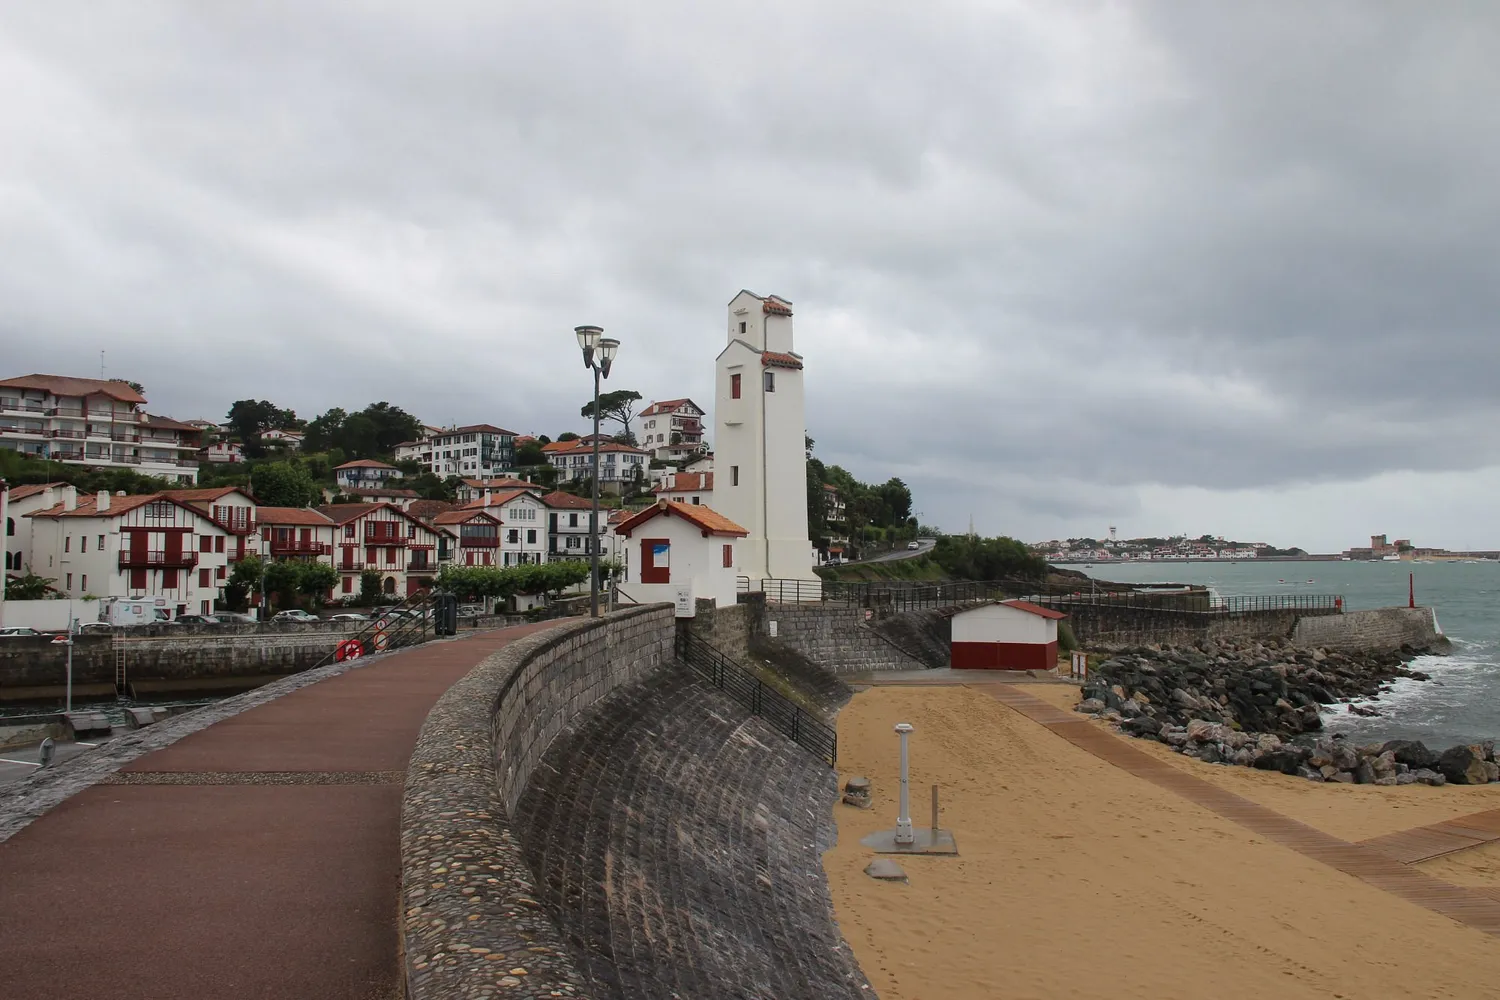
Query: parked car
271,610,321,624
328,613,370,622
0,626,42,637
907,540,921,550
214,612,258,625
76,622,114,634
176,614,221,625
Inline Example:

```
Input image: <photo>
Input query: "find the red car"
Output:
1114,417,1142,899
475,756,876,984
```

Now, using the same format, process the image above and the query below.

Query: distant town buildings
1039,534,1270,562
638,398,707,463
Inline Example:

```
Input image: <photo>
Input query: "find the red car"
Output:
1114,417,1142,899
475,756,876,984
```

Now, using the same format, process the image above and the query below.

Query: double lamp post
574,325,619,618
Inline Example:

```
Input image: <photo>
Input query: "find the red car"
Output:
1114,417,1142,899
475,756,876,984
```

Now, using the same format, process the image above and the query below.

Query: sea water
1083,560,1500,748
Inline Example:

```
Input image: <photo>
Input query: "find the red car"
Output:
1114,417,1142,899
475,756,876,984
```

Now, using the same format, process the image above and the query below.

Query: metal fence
675,626,837,768
312,592,434,668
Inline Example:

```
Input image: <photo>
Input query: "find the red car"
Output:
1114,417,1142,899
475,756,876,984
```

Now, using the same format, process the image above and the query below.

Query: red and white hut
949,600,1068,671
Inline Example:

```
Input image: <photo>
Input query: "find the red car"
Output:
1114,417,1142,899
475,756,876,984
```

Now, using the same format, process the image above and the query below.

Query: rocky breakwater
1076,637,1500,786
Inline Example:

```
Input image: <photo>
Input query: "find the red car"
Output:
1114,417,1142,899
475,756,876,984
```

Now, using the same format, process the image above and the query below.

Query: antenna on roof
100,350,105,380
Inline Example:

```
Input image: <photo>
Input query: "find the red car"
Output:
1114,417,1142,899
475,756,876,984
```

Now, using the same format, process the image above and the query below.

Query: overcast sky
4,2,1498,552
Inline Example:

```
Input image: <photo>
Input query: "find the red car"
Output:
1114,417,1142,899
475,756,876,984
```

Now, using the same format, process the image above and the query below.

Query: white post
895,722,914,845
65,615,75,713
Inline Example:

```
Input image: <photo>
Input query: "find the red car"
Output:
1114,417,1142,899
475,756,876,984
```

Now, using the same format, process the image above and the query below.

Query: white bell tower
713,290,817,583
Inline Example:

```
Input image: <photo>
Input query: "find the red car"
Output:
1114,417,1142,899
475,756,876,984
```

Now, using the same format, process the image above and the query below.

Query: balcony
49,450,85,462
339,560,366,572
0,399,45,414
408,556,434,571
49,429,86,439
460,536,500,548
364,529,408,545
119,550,199,569
0,424,46,437
46,406,85,418
269,539,330,556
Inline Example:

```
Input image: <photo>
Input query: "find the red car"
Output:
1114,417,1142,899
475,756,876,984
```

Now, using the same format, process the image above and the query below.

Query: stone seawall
0,627,365,700
400,604,675,999
1070,604,1320,648
1293,607,1441,652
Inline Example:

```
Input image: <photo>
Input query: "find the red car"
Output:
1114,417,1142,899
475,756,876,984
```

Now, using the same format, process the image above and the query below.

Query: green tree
556,431,580,442
226,399,298,458
408,472,456,501
515,441,546,466
303,407,347,453
296,563,339,605
580,389,643,439
250,461,322,508
359,569,382,604
5,571,54,599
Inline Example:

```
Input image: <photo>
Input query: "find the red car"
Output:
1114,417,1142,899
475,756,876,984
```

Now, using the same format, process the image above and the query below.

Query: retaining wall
1070,605,1314,647
756,602,928,675
401,603,675,999
1293,606,1441,651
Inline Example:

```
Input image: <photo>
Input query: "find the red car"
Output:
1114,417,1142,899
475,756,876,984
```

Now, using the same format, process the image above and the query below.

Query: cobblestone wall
1293,606,1441,651
401,604,675,1000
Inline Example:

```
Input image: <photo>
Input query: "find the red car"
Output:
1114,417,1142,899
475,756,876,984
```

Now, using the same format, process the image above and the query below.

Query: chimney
63,487,77,512
42,486,55,509
484,493,491,508
97,490,110,512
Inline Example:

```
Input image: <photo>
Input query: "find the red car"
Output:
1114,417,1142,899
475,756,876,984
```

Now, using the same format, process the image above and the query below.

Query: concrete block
126,707,156,728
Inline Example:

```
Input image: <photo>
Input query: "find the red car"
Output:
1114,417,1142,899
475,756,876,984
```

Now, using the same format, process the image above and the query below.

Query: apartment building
540,490,605,561
27,491,233,616
256,507,336,565
544,440,649,495
0,374,201,483
638,398,707,462
317,502,441,598
414,424,518,478
334,460,403,491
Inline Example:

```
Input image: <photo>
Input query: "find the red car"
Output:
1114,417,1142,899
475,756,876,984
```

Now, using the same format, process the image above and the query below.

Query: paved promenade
0,622,558,1000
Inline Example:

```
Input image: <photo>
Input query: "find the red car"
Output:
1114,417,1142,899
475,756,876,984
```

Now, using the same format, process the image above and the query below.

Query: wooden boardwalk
985,685,1500,936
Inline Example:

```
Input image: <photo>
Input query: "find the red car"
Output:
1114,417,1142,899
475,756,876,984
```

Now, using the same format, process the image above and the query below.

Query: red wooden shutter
163,568,179,589
215,536,225,553
731,373,741,399
164,531,182,562
199,535,212,553
723,543,733,568
641,538,670,584
130,568,147,590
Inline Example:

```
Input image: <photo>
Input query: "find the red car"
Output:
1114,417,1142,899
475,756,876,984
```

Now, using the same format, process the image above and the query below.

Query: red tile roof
541,440,579,453
539,491,594,510
461,489,535,509
141,414,204,432
432,509,502,526
160,487,254,504
346,487,419,499
1000,599,1069,620
5,482,68,502
762,351,803,370
28,494,197,520
405,499,456,521
462,477,537,491
614,500,748,538
652,472,713,494
335,459,398,470
544,440,649,456
256,506,336,526
0,374,147,403
639,398,702,417
762,296,793,316
315,502,382,524
822,483,839,492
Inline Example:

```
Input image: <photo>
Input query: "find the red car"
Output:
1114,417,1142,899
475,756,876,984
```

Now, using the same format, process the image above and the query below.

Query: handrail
312,590,434,668
675,626,836,767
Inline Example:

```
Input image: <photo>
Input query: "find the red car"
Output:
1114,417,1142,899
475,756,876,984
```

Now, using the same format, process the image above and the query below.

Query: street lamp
575,326,619,618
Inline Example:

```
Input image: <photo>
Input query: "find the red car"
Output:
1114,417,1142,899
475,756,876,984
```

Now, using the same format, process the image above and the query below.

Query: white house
0,374,201,483
714,290,816,584
455,477,543,505
4,482,75,576
27,491,233,617
544,440,649,495
432,509,503,567
463,489,547,566
638,398,707,463
161,486,259,564
334,459,403,491
411,424,518,478
257,507,337,566
540,490,606,561
613,500,748,608
949,600,1068,671
260,428,304,449
317,502,441,598
651,471,714,507
202,441,245,464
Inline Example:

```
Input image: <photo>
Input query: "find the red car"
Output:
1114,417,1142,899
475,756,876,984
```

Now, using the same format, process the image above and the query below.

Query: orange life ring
335,638,364,661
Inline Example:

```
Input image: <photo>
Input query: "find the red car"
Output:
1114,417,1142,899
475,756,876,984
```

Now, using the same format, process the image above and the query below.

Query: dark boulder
1253,751,1303,776
1380,740,1438,770
1121,717,1163,738
1437,745,1491,785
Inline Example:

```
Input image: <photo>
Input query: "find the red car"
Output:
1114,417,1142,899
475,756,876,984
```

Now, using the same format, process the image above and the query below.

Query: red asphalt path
0,623,557,1000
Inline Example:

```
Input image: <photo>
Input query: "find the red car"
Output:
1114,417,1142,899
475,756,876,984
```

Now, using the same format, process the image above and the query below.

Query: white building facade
613,500,747,608
465,489,548,566
546,441,649,495
639,398,707,462
713,290,817,583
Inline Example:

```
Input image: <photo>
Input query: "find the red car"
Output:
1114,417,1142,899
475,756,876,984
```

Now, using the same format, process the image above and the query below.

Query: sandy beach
824,682,1500,1000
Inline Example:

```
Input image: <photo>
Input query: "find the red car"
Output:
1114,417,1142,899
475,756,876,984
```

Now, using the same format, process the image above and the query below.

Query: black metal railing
675,627,837,768
313,591,434,668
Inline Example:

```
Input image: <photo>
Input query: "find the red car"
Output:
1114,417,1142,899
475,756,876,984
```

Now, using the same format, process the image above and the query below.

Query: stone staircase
514,661,869,1000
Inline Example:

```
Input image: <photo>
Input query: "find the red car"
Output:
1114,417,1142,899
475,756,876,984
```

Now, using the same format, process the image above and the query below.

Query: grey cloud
2,2,1497,543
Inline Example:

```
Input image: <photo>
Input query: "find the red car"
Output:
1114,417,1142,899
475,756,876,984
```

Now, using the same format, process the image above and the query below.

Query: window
692,496,701,505
342,576,353,594
730,373,741,399
527,529,536,545
5,517,12,537
731,466,739,487
64,536,70,553
80,535,87,553
641,538,670,583
569,513,578,527
215,536,225,553
345,524,356,538
200,535,212,552
723,544,733,568
408,524,417,539
764,370,775,392
66,573,73,589
508,529,519,544
739,320,747,334
216,565,226,580
81,574,87,591
199,568,211,588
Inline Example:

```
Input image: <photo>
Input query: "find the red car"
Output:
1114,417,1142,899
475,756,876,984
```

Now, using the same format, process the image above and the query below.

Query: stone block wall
1293,607,1440,651
758,602,927,675
401,604,675,999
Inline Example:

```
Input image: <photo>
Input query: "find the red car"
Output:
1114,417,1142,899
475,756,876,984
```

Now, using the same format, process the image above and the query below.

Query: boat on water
1382,554,1402,561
